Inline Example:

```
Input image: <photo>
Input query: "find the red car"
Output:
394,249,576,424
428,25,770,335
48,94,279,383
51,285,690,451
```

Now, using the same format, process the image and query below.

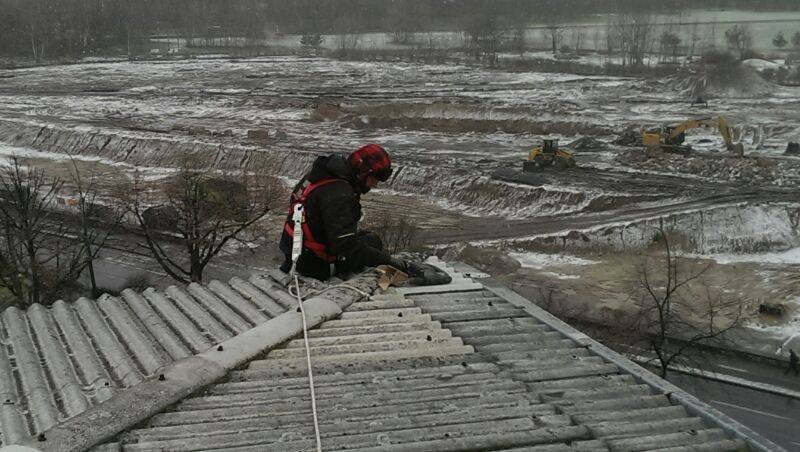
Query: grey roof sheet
0,273,294,446
115,261,756,452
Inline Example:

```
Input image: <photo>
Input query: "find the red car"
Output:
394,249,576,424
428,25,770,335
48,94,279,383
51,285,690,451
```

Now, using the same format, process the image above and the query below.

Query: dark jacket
279,155,392,280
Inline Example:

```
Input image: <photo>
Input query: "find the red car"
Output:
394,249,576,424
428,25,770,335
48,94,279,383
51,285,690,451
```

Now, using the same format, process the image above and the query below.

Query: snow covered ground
510,251,597,270
1,55,799,355
696,247,800,265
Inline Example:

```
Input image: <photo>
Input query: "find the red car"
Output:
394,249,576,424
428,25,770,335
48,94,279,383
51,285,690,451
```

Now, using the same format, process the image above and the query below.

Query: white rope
288,202,322,451
289,280,371,300
292,273,323,452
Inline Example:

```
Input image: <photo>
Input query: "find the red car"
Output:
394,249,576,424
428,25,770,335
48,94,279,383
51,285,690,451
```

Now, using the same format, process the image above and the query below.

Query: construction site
1,52,798,352
0,2,800,450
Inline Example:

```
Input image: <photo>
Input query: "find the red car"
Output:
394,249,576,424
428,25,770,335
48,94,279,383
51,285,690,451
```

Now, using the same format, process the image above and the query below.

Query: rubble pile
568,136,609,151
671,64,777,99
310,102,345,121
613,128,642,146
617,150,800,186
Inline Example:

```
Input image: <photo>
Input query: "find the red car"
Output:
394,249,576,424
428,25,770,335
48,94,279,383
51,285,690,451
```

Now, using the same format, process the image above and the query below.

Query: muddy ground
0,55,799,356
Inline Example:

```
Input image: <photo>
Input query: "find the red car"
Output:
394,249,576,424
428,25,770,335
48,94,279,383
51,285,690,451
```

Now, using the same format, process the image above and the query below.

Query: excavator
523,139,576,172
642,116,745,157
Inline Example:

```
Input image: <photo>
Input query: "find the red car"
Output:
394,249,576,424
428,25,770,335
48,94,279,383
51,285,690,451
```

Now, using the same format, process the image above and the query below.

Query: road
668,372,800,451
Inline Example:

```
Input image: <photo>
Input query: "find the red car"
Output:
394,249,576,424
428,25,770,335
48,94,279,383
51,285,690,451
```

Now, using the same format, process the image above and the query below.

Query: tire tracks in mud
422,189,799,245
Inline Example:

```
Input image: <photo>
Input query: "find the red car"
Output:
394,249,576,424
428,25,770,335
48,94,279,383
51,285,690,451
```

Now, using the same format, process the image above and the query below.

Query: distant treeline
1,0,798,60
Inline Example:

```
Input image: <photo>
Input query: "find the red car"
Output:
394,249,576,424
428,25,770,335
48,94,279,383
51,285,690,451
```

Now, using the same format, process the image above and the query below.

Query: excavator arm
663,116,743,156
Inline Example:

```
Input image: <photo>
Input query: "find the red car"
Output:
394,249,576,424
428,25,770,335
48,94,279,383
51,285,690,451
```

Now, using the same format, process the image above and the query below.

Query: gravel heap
618,150,800,186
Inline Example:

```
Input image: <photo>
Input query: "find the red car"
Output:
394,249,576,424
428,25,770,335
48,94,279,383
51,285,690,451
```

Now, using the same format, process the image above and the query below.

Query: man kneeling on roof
279,144,421,281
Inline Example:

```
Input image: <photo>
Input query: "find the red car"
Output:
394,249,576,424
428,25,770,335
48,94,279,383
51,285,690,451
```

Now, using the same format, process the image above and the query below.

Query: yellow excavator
642,116,745,157
523,139,576,172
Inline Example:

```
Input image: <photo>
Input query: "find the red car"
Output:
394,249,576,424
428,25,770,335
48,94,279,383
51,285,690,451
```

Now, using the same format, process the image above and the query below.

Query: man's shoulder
310,178,356,199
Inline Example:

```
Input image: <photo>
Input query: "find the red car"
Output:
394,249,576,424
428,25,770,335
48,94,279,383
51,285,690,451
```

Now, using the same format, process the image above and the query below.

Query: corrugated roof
112,260,772,452
0,273,295,447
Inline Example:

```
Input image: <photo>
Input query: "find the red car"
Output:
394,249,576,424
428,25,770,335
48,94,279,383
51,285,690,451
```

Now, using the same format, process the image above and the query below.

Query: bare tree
334,13,362,55
725,24,753,59
65,154,120,297
122,160,276,283
461,11,501,65
544,24,565,56
615,13,655,67
659,31,681,63
627,227,743,378
511,25,527,57
604,21,618,56
0,158,89,306
687,22,702,59
569,29,585,53
385,0,416,45
591,28,601,53
20,0,49,61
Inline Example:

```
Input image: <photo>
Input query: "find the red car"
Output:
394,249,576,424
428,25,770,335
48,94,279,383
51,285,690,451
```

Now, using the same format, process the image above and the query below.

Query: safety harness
283,178,344,263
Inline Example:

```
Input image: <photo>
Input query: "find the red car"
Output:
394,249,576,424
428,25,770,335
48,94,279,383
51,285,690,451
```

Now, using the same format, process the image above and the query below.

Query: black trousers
281,231,383,281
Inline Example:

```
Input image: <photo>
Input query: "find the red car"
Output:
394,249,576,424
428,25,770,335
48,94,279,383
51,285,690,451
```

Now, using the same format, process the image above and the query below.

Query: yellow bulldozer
642,116,745,157
523,139,576,172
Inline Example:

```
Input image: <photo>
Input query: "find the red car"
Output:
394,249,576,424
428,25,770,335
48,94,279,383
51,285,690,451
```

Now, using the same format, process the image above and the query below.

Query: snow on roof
0,260,779,451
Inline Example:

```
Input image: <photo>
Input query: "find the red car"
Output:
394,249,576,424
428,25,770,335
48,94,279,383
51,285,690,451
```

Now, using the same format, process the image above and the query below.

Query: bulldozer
523,139,576,172
642,116,745,157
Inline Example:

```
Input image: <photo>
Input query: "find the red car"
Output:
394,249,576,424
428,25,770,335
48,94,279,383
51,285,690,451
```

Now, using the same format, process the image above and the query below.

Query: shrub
740,49,765,60
700,49,737,66
363,215,422,254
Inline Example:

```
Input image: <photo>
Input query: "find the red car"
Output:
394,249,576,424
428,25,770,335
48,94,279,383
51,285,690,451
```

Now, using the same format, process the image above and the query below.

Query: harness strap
285,178,345,263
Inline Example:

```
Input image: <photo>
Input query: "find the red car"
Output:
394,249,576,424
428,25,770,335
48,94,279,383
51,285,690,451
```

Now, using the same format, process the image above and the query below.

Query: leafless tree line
0,156,113,306
0,155,282,309
5,0,794,61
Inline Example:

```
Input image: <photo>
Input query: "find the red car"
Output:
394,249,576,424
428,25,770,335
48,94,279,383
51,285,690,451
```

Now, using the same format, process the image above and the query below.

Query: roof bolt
37,433,46,442
488,301,493,306
461,361,467,367
426,335,432,341
217,345,224,352
397,312,403,317
158,374,166,381
296,307,302,313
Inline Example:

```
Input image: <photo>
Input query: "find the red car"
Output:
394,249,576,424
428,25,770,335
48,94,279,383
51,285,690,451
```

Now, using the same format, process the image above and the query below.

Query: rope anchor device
290,203,305,271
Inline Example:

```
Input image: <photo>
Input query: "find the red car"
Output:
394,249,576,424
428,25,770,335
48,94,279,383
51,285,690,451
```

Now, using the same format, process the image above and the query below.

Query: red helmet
348,144,392,182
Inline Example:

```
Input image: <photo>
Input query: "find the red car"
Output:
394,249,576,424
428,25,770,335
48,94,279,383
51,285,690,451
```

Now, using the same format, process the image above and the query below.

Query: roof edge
478,275,787,452
9,274,377,452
